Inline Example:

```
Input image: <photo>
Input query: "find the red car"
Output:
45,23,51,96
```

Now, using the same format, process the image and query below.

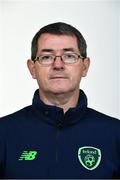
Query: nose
52,56,65,70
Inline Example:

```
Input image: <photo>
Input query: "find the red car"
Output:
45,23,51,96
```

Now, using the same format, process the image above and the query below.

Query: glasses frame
33,52,85,66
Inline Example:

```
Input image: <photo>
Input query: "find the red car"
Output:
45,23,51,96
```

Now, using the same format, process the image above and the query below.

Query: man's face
28,33,90,95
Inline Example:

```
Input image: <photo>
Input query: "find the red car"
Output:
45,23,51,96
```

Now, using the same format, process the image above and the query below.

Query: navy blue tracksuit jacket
0,89,120,179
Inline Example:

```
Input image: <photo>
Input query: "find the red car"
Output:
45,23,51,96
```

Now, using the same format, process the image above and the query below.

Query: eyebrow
41,49,54,53
63,48,75,52
40,48,76,53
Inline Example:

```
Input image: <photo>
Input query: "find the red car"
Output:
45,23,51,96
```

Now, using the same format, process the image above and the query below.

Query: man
0,22,120,179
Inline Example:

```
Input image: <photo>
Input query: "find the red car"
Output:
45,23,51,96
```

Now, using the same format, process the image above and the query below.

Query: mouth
50,76,68,79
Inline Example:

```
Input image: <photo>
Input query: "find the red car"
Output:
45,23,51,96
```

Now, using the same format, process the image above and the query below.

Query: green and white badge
78,146,101,170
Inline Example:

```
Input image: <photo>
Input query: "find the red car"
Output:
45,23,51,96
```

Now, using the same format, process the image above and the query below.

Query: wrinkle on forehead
39,48,79,54
37,34,79,54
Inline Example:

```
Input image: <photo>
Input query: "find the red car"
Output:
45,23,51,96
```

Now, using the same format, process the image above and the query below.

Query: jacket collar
32,89,88,128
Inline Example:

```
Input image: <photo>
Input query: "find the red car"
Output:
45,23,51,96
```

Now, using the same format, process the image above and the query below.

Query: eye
64,53,76,59
41,55,53,61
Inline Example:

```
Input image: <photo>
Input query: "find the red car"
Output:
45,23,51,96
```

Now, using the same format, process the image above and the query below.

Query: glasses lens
39,55,54,65
62,53,78,64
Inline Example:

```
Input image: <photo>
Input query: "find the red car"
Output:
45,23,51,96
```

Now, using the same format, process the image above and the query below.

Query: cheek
70,66,83,81
71,74,82,86
35,68,49,86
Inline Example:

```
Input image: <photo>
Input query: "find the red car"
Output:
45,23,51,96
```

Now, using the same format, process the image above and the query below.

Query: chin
50,86,75,95
50,88,69,94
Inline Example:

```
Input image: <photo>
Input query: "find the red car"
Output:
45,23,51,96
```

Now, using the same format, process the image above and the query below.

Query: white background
0,0,120,119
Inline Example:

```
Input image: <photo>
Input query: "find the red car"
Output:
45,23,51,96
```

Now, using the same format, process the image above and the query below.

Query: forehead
37,33,79,51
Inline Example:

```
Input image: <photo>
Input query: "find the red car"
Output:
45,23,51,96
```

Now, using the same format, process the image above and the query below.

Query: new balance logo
18,151,37,160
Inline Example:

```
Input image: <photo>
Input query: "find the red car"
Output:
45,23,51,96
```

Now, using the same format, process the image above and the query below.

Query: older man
0,22,120,179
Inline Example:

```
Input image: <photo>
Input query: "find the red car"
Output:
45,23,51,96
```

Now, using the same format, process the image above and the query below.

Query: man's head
31,22,87,61
27,22,90,99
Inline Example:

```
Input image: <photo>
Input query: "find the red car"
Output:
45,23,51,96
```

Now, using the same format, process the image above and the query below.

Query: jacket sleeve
115,123,120,178
0,122,5,178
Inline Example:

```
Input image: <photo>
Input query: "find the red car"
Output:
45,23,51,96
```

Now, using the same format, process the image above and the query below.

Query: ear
27,59,37,79
82,57,90,77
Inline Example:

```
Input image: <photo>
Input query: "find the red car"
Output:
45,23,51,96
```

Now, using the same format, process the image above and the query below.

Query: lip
50,76,68,79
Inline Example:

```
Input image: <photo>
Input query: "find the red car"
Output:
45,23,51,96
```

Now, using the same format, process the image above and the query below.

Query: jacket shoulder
87,107,120,126
0,105,32,125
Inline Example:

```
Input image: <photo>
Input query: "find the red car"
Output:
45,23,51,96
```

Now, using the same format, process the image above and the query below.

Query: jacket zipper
55,130,59,163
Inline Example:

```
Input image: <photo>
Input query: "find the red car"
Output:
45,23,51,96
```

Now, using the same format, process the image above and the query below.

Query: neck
39,89,80,113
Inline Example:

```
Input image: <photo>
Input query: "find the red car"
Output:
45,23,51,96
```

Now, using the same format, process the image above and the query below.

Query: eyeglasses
33,53,84,66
